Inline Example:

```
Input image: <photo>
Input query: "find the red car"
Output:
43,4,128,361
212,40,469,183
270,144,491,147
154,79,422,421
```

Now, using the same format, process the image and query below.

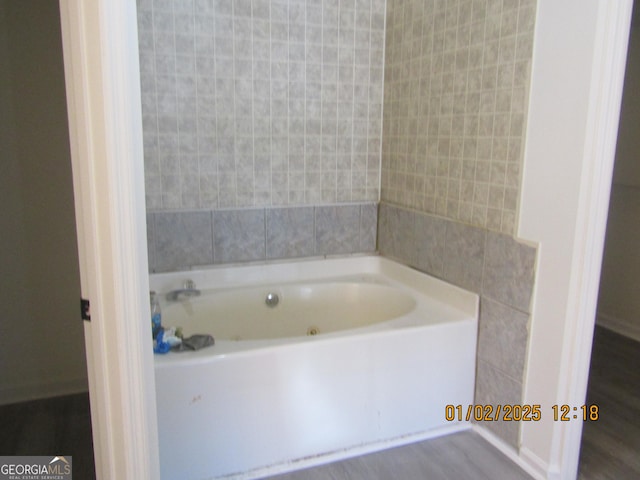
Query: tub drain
265,292,279,307
307,326,319,336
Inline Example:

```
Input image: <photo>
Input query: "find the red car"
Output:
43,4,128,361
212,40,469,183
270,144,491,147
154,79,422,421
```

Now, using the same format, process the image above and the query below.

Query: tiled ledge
147,203,378,273
377,201,538,448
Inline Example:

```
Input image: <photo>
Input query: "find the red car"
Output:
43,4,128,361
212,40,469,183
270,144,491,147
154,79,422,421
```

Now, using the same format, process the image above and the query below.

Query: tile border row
147,203,378,272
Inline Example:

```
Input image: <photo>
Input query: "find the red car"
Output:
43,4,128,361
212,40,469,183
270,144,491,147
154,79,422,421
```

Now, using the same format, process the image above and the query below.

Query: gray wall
0,1,86,404
147,203,377,272
381,0,536,235
139,0,387,270
597,4,640,342
138,0,385,210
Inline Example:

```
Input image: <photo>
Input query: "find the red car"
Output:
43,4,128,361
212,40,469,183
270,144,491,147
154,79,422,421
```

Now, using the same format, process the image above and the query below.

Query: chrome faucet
166,279,201,302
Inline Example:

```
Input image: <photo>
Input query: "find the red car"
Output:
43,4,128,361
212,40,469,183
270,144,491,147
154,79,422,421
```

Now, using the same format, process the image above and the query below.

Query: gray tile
474,360,522,448
213,208,266,263
266,207,315,259
315,205,361,255
137,0,386,209
482,231,536,312
376,203,392,254
442,221,486,293
146,213,156,272
477,297,529,382
378,0,535,235
377,203,416,265
415,212,447,278
359,203,378,252
154,211,213,271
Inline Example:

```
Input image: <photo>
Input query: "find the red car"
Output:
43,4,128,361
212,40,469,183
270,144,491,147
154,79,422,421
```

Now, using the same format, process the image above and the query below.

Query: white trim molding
518,1,633,479
473,426,546,480
59,0,160,478
555,1,633,477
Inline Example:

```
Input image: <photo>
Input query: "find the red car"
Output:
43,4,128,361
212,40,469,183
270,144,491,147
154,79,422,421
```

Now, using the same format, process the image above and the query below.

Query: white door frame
519,1,633,479
59,0,160,478
57,0,632,479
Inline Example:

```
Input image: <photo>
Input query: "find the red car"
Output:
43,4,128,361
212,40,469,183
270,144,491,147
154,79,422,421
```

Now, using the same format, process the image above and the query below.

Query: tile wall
147,202,377,271
137,0,385,210
378,201,536,447
381,0,536,234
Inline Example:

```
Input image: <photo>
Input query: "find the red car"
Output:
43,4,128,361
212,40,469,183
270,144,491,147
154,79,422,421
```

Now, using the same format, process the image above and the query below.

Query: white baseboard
0,377,89,406
472,425,551,480
595,313,640,343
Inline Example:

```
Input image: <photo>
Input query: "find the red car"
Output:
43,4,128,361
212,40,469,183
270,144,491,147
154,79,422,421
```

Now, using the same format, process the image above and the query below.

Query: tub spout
166,279,201,302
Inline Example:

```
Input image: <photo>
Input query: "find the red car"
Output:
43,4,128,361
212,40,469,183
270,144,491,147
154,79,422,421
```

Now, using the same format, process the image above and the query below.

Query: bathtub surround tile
213,208,266,263
381,0,536,235
150,202,377,271
482,231,537,313
415,213,447,278
147,212,156,272
315,205,362,256
442,222,486,293
378,203,537,316
154,210,213,272
474,359,523,448
377,203,416,265
477,298,529,382
266,207,315,260
376,203,393,258
137,0,384,210
309,202,378,256
360,203,378,253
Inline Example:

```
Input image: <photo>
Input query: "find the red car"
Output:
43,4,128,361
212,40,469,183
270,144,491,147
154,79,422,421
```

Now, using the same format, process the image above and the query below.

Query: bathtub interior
160,278,418,341
150,255,477,356
151,255,479,480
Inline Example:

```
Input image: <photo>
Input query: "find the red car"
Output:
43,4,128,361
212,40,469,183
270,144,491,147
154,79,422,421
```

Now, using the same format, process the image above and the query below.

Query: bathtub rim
150,254,477,315
150,254,479,366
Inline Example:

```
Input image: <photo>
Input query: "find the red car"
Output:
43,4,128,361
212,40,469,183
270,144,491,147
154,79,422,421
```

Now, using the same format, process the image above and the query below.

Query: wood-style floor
0,392,95,479
263,430,532,480
0,325,635,480
577,325,640,479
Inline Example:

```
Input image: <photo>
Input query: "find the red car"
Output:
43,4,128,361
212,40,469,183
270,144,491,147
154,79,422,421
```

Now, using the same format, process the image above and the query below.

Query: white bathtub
151,255,478,480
